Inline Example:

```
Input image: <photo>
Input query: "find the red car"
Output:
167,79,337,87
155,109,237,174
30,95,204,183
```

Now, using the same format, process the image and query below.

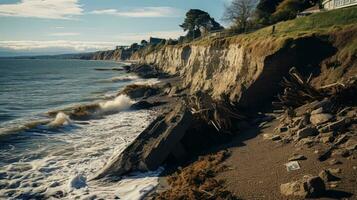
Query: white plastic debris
285,161,300,172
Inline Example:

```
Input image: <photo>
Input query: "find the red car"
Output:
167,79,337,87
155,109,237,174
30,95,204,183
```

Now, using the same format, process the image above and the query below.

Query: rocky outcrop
92,102,193,179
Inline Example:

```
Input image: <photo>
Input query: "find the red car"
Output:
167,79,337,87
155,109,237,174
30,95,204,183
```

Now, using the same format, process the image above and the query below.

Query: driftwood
187,92,245,133
273,67,357,110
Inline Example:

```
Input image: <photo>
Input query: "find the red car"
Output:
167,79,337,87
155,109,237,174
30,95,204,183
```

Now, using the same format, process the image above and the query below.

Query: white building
323,0,357,10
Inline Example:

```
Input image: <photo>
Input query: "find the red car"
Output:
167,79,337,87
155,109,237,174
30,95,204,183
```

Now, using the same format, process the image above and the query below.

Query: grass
192,6,357,46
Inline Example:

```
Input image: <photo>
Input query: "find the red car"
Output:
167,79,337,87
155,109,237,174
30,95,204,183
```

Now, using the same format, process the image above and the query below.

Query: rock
310,113,333,126
288,154,307,161
128,64,160,78
319,118,346,133
319,169,340,182
328,159,342,165
130,101,164,110
328,181,339,188
119,84,159,99
93,102,193,179
279,127,288,133
320,135,333,144
298,137,315,147
328,168,342,174
271,135,282,141
311,107,324,115
297,127,318,140
344,138,357,151
280,175,325,198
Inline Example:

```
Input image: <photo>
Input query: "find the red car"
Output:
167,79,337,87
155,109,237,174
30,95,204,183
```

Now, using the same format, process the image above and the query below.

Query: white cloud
0,31,185,53
114,30,185,44
0,0,83,19
0,40,116,52
91,7,181,18
49,32,80,36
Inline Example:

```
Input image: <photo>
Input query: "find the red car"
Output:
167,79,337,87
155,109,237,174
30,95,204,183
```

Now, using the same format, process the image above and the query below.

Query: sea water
0,59,162,199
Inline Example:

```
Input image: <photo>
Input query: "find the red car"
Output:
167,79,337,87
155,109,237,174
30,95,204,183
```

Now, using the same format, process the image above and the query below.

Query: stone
288,154,307,161
130,101,164,110
271,135,282,141
310,113,333,126
320,136,333,144
328,181,339,188
311,107,324,115
328,168,342,174
344,139,357,151
280,175,325,198
297,127,318,140
328,159,342,165
119,84,159,99
319,169,340,182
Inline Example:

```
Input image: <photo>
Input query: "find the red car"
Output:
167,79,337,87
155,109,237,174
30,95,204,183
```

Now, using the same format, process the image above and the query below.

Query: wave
99,95,134,114
48,112,72,127
110,75,138,82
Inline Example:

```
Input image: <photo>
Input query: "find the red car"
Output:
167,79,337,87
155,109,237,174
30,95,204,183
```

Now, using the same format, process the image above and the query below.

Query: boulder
310,113,333,126
92,102,193,179
280,175,325,198
297,127,318,139
119,84,159,99
128,64,162,78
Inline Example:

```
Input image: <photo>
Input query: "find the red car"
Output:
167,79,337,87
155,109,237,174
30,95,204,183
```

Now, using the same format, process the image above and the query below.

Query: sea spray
99,95,134,114
48,112,71,127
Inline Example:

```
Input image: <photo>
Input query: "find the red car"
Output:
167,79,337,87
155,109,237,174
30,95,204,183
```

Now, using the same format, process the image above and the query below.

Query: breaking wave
48,112,72,127
99,95,134,114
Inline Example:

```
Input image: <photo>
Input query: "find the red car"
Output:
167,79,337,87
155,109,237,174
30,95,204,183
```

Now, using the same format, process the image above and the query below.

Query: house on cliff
322,0,357,10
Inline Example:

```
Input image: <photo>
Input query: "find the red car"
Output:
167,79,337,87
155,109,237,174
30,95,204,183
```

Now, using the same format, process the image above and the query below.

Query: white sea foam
0,110,160,199
48,112,71,127
99,95,134,114
134,78,161,86
110,75,139,82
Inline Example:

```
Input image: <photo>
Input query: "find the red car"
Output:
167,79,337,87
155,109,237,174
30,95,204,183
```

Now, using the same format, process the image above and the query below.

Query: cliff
93,7,357,109
133,7,357,109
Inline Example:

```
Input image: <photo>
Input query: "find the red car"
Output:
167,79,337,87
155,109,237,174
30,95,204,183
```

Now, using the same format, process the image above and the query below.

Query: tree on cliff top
255,0,283,24
223,0,256,32
180,9,223,39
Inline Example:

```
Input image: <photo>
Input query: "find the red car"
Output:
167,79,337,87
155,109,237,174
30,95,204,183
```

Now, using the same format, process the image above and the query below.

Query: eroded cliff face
92,49,133,61
134,26,356,109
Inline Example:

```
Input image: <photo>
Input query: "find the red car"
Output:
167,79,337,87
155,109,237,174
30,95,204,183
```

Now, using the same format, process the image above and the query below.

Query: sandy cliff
133,25,356,109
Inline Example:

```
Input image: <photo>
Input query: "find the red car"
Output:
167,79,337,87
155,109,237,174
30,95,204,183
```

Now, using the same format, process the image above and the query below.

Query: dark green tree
255,0,284,24
180,9,223,39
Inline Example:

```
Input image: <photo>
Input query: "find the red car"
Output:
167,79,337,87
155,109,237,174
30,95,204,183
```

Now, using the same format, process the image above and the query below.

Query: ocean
0,59,162,199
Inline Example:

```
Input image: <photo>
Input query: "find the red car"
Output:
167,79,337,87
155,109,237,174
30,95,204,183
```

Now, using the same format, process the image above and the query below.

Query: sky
0,0,230,56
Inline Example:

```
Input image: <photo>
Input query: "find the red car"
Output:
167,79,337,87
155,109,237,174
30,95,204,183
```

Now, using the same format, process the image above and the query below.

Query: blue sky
0,0,229,56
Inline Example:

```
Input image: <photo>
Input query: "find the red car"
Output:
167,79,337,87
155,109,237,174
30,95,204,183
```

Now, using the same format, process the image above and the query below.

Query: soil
216,119,357,200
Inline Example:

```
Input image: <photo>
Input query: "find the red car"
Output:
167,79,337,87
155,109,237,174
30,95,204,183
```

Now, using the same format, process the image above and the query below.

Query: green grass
192,6,357,46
